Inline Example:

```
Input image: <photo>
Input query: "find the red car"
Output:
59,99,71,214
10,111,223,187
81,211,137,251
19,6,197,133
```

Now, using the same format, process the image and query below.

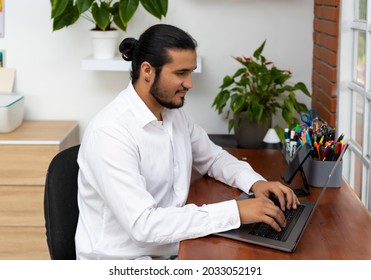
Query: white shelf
81,55,202,73
81,55,129,71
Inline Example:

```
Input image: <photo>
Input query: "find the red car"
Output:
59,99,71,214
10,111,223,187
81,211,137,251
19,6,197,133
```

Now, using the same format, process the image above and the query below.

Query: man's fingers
262,203,286,230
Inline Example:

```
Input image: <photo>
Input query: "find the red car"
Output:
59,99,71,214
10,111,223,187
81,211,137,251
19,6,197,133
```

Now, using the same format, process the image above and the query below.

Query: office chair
44,144,80,260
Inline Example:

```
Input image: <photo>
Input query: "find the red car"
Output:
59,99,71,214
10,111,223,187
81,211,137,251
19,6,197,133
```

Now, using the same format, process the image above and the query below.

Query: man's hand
250,180,300,211
236,181,300,232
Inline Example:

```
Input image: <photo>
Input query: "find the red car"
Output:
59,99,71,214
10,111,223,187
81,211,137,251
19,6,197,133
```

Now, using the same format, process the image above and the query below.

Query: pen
322,145,330,161
284,128,290,156
313,142,321,159
336,142,341,158
319,135,324,145
301,130,307,145
306,130,312,146
320,146,326,160
334,143,348,161
290,140,297,158
336,133,344,142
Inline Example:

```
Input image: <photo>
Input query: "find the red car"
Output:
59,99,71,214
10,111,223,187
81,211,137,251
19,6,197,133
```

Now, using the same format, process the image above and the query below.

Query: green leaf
220,75,234,89
274,125,285,144
113,13,128,31
228,119,235,133
233,68,246,79
294,82,311,97
294,100,309,114
253,40,266,59
270,67,284,81
244,110,253,122
157,0,168,16
281,99,295,125
281,106,291,125
52,2,79,31
231,94,245,113
259,74,270,90
260,55,266,64
92,2,111,30
51,0,71,18
251,98,264,122
140,0,168,19
273,70,290,84
212,90,230,112
76,0,94,14
284,98,295,112
239,76,250,87
119,0,140,23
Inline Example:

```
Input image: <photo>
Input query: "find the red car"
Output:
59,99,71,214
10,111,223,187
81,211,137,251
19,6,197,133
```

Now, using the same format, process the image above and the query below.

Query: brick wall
312,0,340,128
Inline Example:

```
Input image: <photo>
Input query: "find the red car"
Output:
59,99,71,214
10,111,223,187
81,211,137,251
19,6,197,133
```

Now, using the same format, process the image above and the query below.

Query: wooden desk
178,149,371,260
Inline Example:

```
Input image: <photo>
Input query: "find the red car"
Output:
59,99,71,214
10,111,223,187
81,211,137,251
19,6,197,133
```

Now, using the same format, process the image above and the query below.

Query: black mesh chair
44,144,80,260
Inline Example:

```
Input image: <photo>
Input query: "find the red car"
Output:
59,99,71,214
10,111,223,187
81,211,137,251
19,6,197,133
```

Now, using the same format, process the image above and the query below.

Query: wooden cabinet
0,121,79,259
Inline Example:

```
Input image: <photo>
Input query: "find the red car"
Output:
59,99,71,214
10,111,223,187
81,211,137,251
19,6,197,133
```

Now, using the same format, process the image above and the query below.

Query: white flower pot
90,30,119,59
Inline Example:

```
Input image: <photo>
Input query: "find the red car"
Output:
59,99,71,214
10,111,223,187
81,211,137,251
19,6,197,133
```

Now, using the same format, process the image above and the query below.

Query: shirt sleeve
136,200,241,245
188,118,266,194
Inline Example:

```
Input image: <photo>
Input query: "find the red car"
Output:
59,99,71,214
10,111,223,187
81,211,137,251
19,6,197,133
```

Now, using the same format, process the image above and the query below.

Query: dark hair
119,24,197,83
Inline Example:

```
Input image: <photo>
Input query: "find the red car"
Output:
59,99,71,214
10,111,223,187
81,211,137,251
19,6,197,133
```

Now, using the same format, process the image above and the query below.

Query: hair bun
119,38,138,61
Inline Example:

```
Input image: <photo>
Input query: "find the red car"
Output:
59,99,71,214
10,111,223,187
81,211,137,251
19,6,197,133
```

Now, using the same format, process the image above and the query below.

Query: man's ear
141,61,154,82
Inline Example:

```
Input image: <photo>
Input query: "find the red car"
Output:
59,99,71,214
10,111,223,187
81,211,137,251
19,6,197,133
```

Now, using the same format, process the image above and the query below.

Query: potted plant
212,40,311,148
50,0,168,59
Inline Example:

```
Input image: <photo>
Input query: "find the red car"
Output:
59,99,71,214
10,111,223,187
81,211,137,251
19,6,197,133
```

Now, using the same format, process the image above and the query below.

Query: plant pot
90,30,119,59
233,114,271,148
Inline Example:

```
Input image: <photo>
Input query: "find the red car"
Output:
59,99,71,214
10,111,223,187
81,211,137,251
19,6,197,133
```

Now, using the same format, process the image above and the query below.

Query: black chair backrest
44,144,80,260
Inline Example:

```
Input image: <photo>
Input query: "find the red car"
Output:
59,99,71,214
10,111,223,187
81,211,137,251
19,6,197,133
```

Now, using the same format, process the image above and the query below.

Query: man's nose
183,74,193,89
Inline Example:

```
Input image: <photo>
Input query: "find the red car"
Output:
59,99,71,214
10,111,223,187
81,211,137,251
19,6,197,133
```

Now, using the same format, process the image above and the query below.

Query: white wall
0,0,313,140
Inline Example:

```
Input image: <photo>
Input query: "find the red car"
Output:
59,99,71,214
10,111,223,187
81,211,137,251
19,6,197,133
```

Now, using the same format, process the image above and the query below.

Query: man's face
150,49,197,109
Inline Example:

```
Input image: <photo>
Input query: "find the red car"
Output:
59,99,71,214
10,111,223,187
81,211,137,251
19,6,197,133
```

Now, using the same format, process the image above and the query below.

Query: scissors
300,109,319,127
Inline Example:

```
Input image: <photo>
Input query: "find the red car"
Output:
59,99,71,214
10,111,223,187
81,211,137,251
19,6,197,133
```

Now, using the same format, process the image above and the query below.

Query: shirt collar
124,82,158,128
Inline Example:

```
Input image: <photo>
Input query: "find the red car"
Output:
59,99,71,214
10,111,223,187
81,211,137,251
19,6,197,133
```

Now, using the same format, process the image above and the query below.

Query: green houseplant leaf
52,1,79,31
76,0,94,14
92,2,111,30
212,40,312,140
112,2,128,31
51,0,71,18
140,0,168,19
50,0,168,32
253,40,266,59
119,0,140,23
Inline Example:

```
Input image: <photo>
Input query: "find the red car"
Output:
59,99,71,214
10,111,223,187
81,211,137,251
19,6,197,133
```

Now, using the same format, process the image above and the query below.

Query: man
75,24,299,260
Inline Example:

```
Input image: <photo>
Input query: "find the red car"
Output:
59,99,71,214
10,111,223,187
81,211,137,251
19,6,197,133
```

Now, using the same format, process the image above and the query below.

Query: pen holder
302,157,343,188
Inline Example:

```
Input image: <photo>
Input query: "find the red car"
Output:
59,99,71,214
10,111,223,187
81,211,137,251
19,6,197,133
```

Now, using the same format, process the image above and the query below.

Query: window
339,0,371,211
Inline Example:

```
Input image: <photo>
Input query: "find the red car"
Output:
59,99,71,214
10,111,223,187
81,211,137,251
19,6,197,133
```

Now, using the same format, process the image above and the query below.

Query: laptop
215,143,348,252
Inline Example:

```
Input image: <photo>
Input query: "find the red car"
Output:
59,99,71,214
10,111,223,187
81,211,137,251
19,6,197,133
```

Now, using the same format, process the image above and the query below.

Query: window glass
355,91,364,147
355,31,366,85
367,99,371,160
353,153,363,198
357,0,367,20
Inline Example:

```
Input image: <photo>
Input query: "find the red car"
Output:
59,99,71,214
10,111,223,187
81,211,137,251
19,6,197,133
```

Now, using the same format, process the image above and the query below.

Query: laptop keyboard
248,204,306,242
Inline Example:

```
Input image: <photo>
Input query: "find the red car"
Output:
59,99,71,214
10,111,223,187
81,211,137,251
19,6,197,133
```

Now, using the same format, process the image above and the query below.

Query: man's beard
150,75,186,109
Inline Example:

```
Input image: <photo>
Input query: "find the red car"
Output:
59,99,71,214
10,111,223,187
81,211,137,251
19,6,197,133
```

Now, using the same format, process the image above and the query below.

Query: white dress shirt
75,82,266,259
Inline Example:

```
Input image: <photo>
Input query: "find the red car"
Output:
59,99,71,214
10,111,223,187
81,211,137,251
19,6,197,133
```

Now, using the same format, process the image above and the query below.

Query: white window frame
338,0,371,211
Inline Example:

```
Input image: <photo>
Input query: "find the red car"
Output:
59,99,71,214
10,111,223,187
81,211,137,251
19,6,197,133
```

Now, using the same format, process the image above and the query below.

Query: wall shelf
81,55,202,73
